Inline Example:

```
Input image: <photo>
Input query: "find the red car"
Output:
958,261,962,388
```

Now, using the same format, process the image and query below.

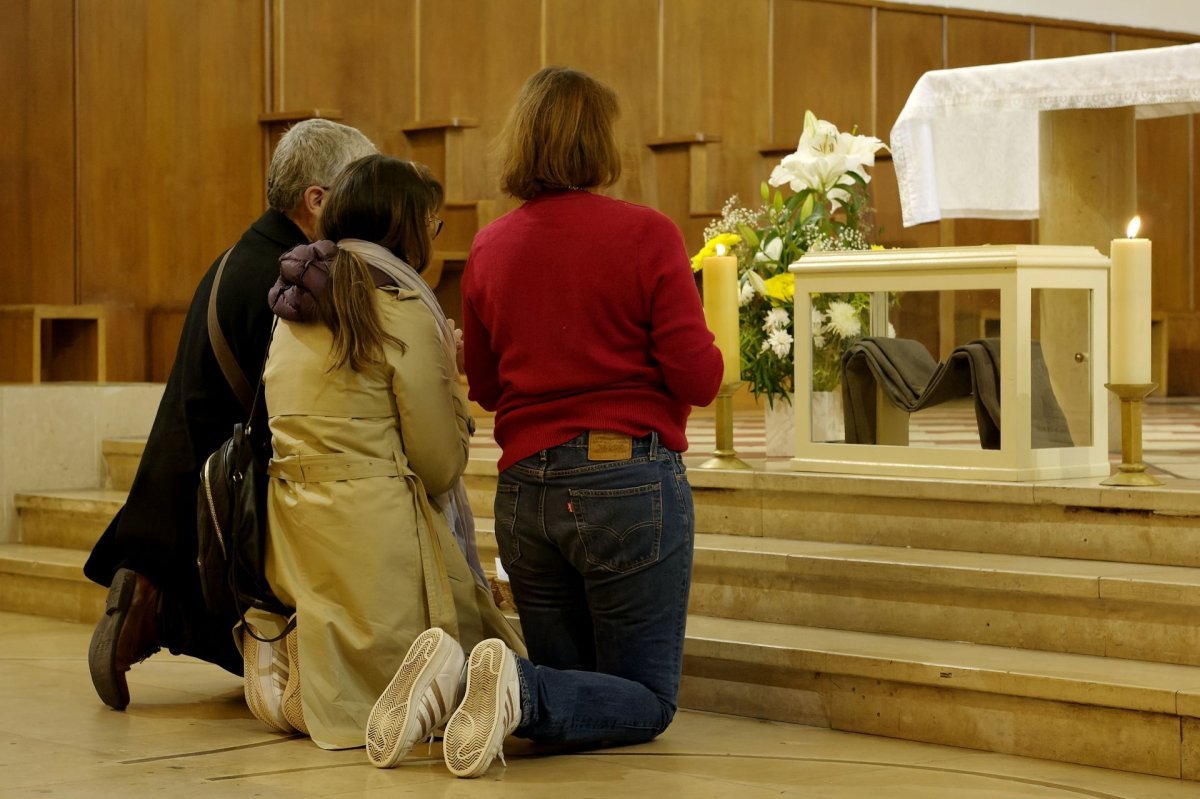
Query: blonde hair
316,155,443,373
497,67,621,200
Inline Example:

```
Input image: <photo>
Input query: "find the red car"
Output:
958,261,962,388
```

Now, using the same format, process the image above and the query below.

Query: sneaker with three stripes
366,627,466,768
442,638,523,778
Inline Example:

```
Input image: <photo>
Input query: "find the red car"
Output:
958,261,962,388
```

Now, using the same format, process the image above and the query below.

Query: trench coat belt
267,453,401,483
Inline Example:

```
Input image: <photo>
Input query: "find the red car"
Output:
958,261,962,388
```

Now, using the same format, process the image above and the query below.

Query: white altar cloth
891,43,1200,228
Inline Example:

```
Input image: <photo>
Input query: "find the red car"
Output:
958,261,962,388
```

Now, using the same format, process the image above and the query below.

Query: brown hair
316,155,444,373
497,66,622,200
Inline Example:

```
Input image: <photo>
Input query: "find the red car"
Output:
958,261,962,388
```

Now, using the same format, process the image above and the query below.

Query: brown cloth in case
840,337,1074,450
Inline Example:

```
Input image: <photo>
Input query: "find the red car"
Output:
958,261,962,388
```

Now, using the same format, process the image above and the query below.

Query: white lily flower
738,281,755,306
767,110,888,202
747,270,768,296
755,237,784,264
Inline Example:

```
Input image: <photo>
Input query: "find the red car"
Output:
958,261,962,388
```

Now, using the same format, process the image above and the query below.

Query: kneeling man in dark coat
84,119,376,710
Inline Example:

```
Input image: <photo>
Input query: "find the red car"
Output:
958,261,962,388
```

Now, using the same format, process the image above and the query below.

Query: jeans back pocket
569,482,663,573
493,482,521,566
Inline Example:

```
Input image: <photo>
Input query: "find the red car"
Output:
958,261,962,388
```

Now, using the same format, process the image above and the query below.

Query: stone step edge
0,543,87,579
685,614,1200,719
17,491,1200,608
6,541,1199,720
690,532,1200,605
105,437,1200,517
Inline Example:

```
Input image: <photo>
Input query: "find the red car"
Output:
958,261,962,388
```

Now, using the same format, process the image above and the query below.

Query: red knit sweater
461,191,724,472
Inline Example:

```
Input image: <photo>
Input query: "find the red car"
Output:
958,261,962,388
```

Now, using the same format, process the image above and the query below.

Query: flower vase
763,395,795,457
811,389,845,444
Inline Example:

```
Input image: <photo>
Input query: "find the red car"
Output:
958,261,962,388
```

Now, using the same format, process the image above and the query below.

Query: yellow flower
763,273,794,304
690,233,742,272
870,244,885,251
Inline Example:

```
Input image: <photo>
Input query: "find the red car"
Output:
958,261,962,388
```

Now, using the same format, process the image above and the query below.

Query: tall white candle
1109,216,1152,385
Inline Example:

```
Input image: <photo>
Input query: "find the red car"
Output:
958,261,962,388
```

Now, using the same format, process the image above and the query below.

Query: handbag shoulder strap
207,246,256,416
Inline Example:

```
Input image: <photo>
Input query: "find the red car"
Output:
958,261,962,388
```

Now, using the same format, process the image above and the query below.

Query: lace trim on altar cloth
891,43,1200,227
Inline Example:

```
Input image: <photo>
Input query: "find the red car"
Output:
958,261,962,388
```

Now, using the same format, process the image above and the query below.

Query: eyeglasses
428,216,443,240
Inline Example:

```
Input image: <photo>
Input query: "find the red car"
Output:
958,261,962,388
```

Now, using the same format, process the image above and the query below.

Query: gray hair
266,119,377,213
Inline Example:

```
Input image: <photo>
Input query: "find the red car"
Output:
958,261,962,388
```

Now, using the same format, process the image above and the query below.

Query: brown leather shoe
88,568,161,710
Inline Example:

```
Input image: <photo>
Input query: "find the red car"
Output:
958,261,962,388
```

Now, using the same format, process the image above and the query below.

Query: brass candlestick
1101,382,1163,487
699,381,753,470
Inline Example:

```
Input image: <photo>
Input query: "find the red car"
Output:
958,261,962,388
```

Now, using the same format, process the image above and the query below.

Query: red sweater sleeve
641,218,724,408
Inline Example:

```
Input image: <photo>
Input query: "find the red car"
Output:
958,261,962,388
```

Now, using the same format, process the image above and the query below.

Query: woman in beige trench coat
245,155,522,750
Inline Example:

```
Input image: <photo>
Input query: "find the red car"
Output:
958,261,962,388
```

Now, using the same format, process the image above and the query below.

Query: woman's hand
448,318,466,373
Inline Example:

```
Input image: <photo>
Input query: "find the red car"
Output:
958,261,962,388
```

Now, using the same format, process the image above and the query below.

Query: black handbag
196,245,294,641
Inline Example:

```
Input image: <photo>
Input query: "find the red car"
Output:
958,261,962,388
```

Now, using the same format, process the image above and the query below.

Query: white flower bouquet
693,111,888,403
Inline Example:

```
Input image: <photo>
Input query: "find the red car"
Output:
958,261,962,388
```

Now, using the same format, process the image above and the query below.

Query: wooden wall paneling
772,0,873,142
77,0,264,380
661,0,769,227
871,158,938,249
545,0,661,204
0,0,75,307
1131,114,1189,314
1032,25,1112,59
1167,314,1200,396
417,0,541,202
1118,35,1192,324
945,16,1034,248
277,0,417,157
873,9,942,255
875,9,943,137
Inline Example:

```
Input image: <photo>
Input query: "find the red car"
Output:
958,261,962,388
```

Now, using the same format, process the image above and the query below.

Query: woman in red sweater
368,66,724,778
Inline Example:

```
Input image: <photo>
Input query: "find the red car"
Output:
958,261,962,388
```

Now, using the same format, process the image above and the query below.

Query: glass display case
791,246,1109,481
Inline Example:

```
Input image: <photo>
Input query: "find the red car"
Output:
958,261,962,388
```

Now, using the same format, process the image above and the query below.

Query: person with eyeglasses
248,154,523,748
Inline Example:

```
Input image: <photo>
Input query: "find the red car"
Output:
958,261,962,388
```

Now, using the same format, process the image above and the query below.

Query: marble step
689,533,1200,667
680,614,1200,779
103,438,1200,568
466,461,1200,569
0,543,103,623
15,489,125,550
4,536,1198,779
101,437,143,491
3,536,1197,780
17,488,1200,666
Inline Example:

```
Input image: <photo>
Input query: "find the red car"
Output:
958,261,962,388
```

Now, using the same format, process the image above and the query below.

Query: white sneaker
280,626,308,735
442,638,522,778
366,627,466,768
243,624,295,734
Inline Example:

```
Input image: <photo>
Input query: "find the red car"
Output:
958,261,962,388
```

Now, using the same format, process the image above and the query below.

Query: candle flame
1126,216,1141,238
715,243,728,257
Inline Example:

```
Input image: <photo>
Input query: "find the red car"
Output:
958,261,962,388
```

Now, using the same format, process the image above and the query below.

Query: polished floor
2,611,1197,798
474,397,1200,479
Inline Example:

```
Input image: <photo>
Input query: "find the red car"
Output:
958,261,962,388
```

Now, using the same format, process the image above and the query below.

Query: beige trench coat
262,287,523,750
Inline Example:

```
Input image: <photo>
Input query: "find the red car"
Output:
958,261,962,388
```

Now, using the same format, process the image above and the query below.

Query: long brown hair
316,155,444,373
497,66,621,200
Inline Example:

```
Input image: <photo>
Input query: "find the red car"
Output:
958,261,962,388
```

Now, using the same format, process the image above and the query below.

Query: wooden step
0,543,104,623
690,534,1200,667
679,614,1200,779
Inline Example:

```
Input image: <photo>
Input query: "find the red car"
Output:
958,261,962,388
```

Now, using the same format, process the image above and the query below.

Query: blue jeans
494,432,695,746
